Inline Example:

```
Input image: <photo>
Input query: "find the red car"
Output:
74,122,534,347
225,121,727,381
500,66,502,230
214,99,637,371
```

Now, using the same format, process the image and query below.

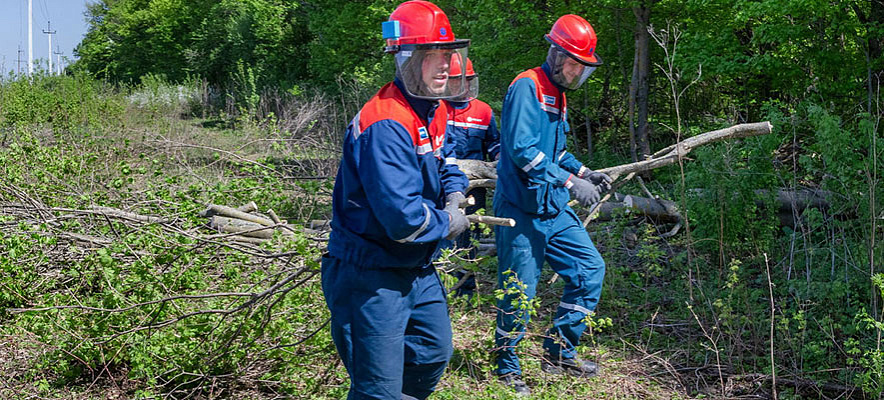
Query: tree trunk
871,0,883,117
632,2,652,161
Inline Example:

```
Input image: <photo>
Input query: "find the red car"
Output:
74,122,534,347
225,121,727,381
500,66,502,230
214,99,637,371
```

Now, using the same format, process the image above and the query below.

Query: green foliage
495,269,540,327
75,0,309,87
0,73,124,131
848,275,884,397
190,0,310,88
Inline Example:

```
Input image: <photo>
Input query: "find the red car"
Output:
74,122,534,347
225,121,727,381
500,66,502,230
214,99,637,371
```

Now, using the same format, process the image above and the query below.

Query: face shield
447,73,479,102
394,42,469,100
546,45,601,91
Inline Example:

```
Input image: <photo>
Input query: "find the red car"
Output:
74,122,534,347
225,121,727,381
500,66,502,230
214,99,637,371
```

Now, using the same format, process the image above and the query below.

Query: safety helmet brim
545,35,602,66
386,39,471,54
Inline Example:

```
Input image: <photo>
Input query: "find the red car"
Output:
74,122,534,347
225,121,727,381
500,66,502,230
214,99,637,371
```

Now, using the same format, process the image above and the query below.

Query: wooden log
453,159,497,179
586,193,681,223
210,216,276,239
585,189,832,227
90,206,169,224
310,219,331,229
203,204,274,226
267,209,284,224
228,236,270,245
209,216,295,239
467,214,516,227
468,179,497,191
237,201,258,213
459,196,476,208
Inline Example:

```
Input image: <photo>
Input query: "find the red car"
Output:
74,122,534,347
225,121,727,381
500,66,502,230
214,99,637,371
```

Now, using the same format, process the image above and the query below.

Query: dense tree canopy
74,0,883,119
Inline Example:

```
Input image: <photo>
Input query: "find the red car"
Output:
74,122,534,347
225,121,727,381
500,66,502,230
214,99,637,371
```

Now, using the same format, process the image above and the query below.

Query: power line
37,0,49,24
19,0,24,44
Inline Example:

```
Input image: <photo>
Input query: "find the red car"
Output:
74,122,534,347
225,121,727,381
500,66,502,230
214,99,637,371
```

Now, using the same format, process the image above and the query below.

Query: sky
0,0,90,76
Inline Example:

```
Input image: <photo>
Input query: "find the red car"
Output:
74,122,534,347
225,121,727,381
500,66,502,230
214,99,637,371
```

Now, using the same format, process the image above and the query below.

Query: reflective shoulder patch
350,111,363,139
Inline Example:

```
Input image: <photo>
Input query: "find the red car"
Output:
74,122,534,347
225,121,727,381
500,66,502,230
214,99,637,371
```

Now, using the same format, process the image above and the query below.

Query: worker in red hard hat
492,14,610,396
442,55,500,297
321,1,470,399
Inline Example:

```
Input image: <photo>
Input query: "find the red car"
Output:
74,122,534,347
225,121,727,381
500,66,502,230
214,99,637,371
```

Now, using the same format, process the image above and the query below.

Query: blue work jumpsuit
443,98,500,292
493,63,607,376
323,79,468,399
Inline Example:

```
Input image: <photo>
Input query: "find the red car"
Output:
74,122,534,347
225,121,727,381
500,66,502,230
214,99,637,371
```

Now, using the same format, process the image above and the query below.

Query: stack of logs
201,202,327,244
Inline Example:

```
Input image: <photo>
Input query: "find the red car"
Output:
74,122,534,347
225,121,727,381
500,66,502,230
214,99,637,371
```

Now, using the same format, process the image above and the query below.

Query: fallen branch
308,211,516,229
599,121,774,180
459,122,773,187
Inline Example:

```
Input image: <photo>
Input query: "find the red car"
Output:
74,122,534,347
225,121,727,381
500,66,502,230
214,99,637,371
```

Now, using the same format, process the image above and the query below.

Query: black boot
497,373,531,396
541,356,600,378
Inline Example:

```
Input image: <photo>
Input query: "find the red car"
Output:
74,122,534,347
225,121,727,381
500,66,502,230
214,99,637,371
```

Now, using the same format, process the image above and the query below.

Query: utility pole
17,46,25,76
54,46,63,75
43,21,56,75
28,0,33,75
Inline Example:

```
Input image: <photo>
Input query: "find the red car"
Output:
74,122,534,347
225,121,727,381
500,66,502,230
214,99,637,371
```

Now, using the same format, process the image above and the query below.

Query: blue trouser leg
494,203,606,375
541,207,606,360
401,273,453,399
321,255,453,400
494,205,545,376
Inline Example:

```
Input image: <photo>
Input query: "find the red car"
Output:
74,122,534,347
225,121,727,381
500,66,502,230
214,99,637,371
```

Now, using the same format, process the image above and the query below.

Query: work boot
541,356,600,378
497,373,531,397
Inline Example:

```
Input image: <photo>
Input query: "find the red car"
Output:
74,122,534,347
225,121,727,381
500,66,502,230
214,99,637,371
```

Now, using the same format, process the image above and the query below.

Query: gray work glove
579,168,613,192
444,192,469,240
568,177,603,206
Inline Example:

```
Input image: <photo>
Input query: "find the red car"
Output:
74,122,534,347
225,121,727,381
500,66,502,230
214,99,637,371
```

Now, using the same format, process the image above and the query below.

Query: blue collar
541,62,567,93
394,78,439,122
447,100,470,110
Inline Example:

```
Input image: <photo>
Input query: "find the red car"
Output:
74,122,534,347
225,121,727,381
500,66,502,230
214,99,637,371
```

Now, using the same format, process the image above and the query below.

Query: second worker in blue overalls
493,14,612,396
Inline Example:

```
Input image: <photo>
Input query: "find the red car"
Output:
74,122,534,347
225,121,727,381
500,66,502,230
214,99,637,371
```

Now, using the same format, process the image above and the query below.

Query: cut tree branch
457,122,773,186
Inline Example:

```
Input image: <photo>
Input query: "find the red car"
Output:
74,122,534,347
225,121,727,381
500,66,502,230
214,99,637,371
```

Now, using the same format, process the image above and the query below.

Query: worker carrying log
441,55,501,297
492,14,611,396
320,2,470,398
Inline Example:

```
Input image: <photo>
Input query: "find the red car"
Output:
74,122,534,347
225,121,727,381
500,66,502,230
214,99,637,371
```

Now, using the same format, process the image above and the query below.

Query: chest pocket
464,127,487,159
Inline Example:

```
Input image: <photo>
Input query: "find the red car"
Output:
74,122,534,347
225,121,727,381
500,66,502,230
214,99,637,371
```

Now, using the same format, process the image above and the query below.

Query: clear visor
546,45,597,91
394,45,469,100
447,75,479,102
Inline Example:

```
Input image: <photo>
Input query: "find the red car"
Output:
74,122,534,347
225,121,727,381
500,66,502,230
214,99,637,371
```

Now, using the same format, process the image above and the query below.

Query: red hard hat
450,55,475,77
385,1,466,51
544,14,601,66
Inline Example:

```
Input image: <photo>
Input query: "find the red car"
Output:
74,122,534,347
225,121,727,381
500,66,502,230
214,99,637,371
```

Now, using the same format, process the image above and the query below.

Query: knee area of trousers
402,361,448,399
